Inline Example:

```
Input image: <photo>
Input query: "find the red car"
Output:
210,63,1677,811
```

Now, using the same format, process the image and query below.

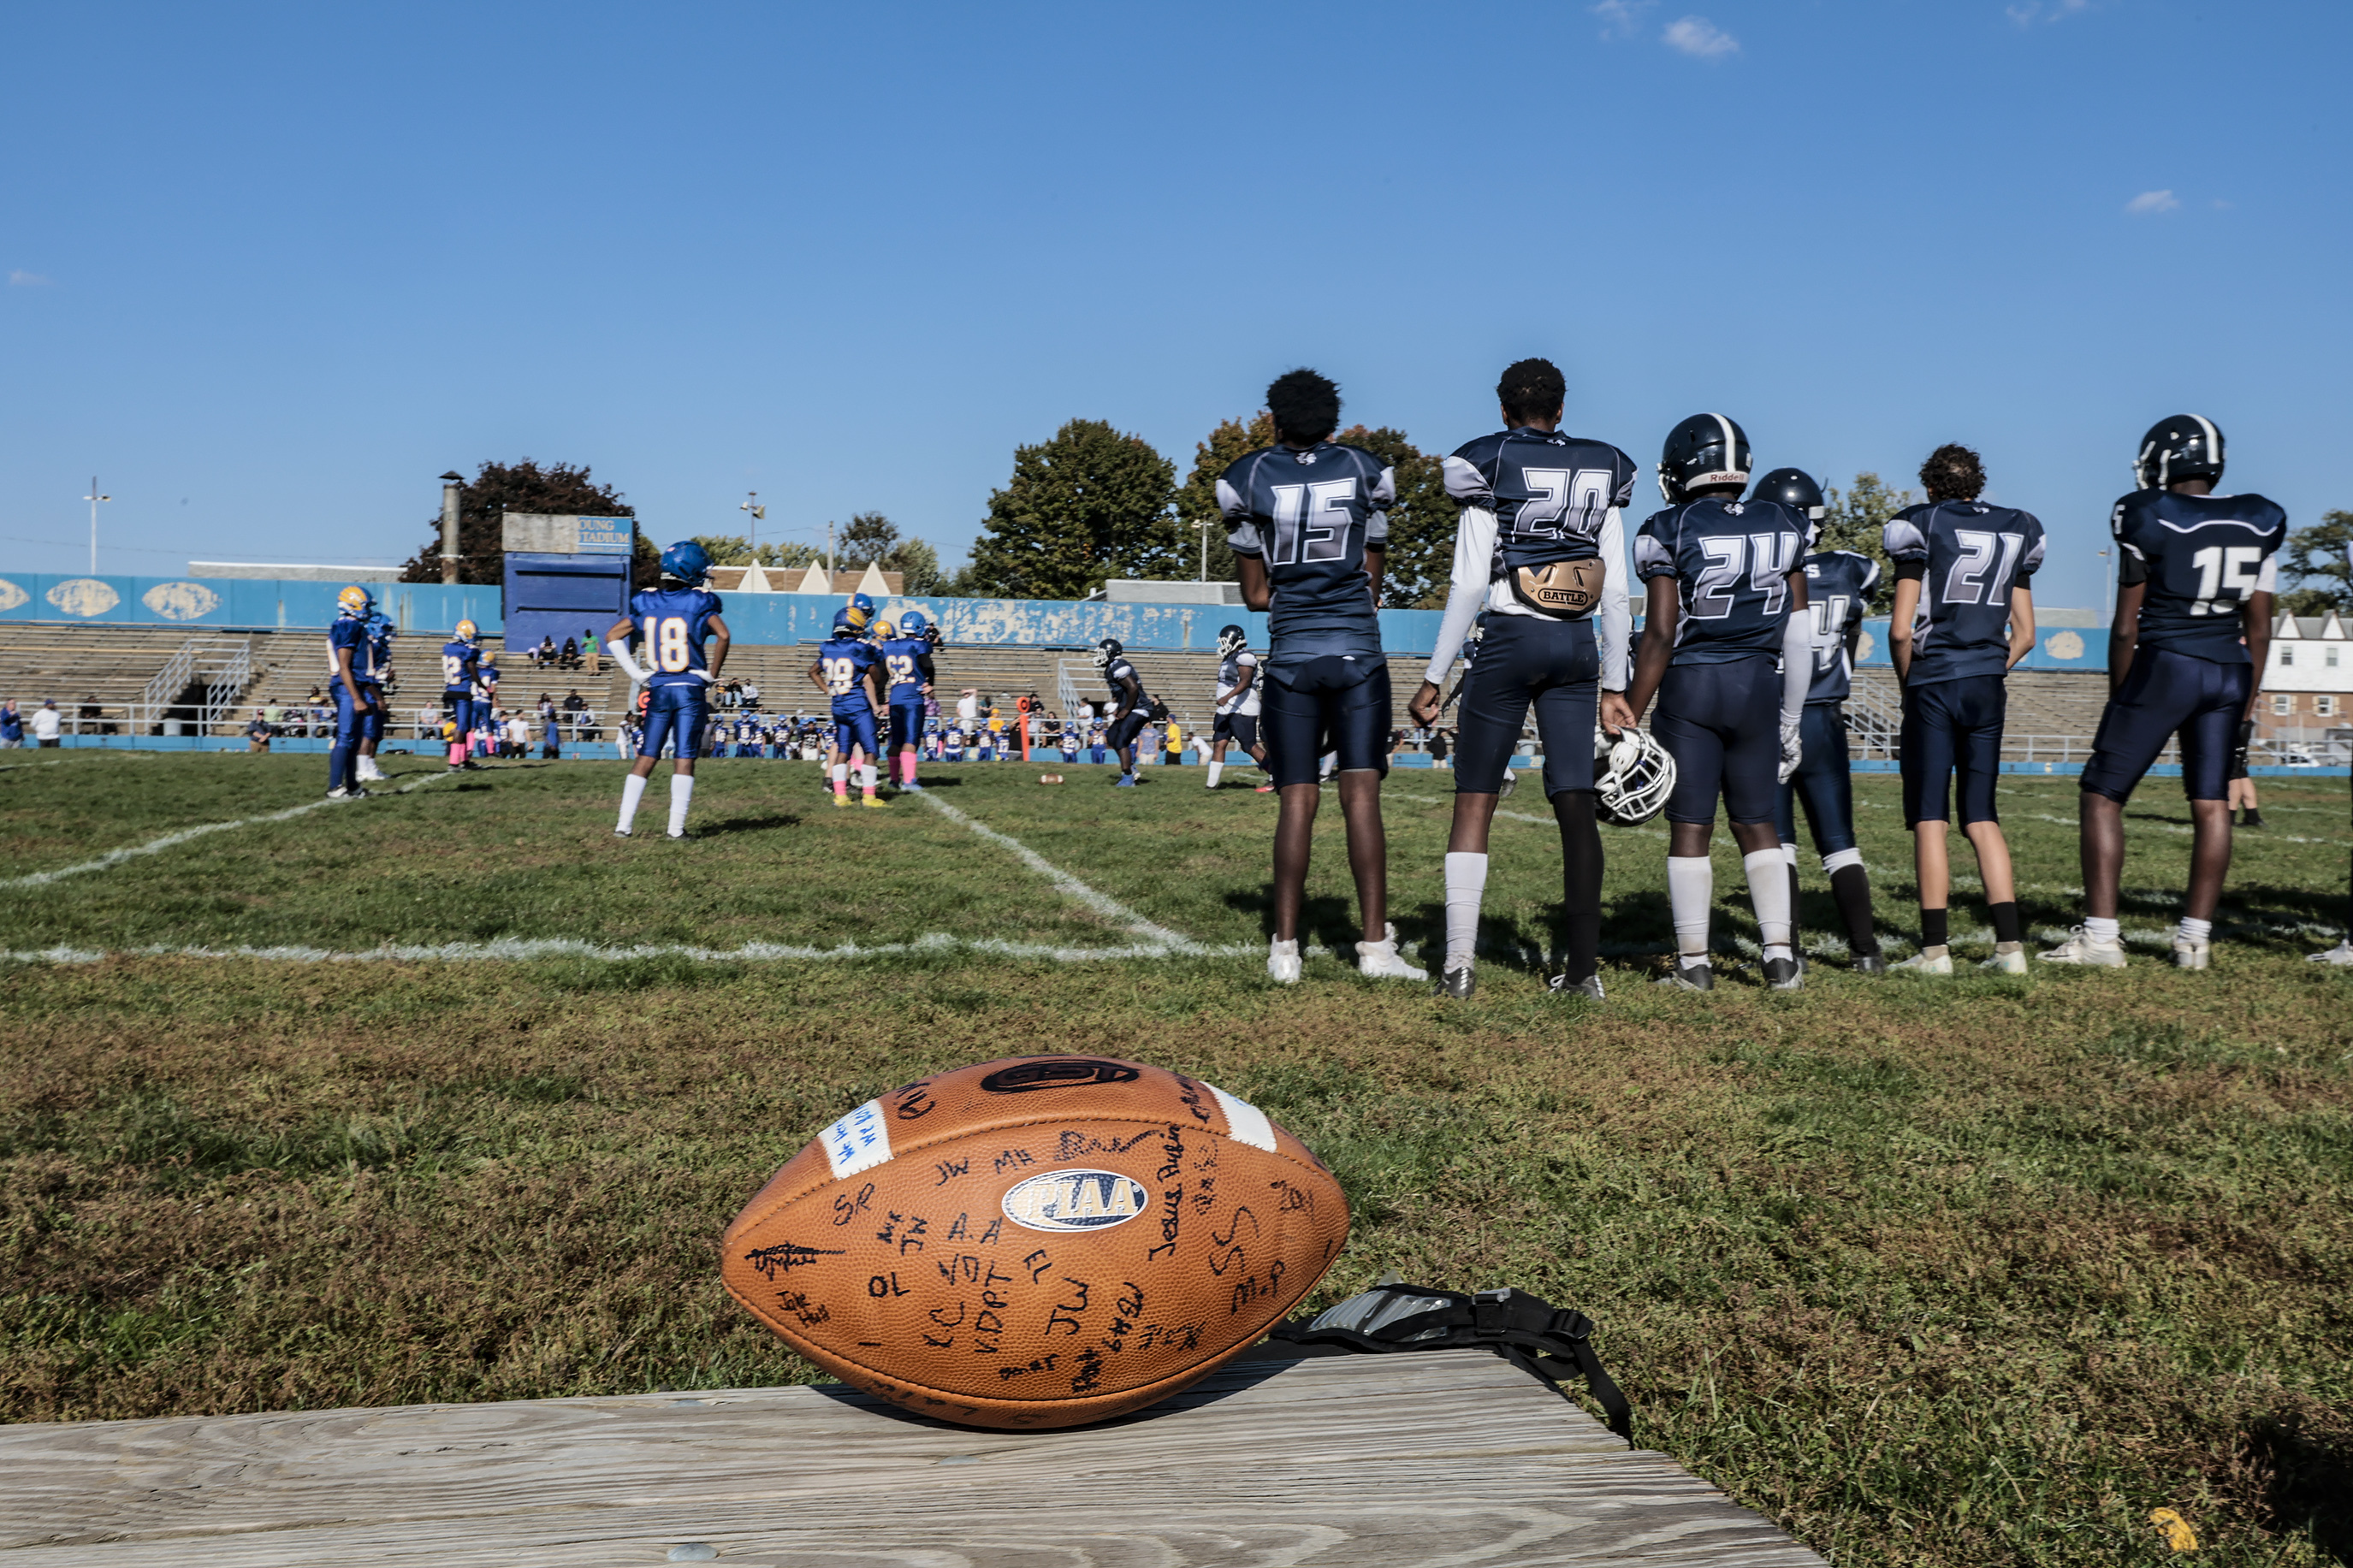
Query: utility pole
1196,519,1212,581
84,479,110,575
739,492,765,561
439,471,464,584
827,519,835,577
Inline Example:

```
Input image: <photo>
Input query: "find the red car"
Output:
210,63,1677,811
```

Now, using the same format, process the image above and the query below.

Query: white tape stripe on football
820,1098,894,1178
1206,1083,1276,1152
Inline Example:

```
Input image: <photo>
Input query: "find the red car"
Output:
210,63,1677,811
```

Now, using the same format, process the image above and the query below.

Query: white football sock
2178,916,2212,944
832,763,849,795
1668,855,1713,962
1822,847,1864,873
1443,852,1488,967
1745,848,1793,961
860,763,876,792
618,773,648,831
668,774,694,835
1206,760,1223,789
1781,841,1799,868
2086,915,2122,943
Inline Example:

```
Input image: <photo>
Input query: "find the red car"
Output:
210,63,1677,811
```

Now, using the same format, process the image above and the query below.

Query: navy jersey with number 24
1633,499,1808,665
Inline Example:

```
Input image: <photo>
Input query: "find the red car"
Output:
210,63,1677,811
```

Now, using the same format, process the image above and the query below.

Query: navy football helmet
660,540,713,586
1657,414,1751,504
1090,637,1123,670
1749,467,1825,521
1216,624,1247,657
2133,414,2226,490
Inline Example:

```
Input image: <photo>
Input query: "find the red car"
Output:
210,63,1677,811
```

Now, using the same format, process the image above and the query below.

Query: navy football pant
1775,701,1858,856
1900,673,2006,827
1654,656,1781,826
2081,647,2251,803
1262,659,1390,790
1454,615,1597,798
639,683,710,760
831,704,880,760
1105,708,1152,760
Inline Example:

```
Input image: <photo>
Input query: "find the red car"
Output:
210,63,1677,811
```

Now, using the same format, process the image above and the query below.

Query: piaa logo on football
1001,1169,1149,1232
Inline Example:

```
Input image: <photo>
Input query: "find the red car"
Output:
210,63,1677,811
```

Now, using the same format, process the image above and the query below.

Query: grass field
1,750,2348,1566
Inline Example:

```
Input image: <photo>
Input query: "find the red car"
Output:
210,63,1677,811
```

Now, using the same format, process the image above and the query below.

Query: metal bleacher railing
133,637,253,737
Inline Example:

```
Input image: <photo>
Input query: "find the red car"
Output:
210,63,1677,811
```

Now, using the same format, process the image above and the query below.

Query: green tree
2278,510,2353,617
963,420,1176,600
833,511,947,596
1336,423,1453,609
688,535,821,570
1171,412,1276,585
397,459,632,585
1816,471,1917,613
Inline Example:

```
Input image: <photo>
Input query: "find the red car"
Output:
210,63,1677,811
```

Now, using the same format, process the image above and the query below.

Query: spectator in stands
583,628,601,677
0,701,21,748
79,695,108,736
1164,718,1183,765
957,689,979,726
417,706,438,739
530,635,555,669
560,636,580,669
738,678,761,709
241,707,268,753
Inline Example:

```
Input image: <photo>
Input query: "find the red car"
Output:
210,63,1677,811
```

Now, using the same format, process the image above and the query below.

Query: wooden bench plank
0,1352,1823,1566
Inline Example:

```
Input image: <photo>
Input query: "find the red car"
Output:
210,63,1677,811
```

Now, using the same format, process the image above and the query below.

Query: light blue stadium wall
0,571,2115,672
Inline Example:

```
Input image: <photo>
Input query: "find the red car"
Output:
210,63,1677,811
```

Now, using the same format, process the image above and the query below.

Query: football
720,1056,1348,1429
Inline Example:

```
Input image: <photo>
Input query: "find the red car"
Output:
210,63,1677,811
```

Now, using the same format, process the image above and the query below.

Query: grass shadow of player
700,814,804,837
804,1350,1301,1433
1217,885,1366,965
2246,1408,2353,1562
907,775,965,788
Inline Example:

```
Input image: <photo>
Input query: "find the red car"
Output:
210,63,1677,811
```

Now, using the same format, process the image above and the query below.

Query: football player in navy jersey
1757,470,1887,973
1223,369,1421,984
1206,624,1266,790
440,619,489,772
324,586,379,800
1093,640,1159,786
1882,445,2046,973
1408,358,1637,999
605,541,730,837
1625,415,1812,992
2046,416,2283,971
879,611,937,790
809,606,890,808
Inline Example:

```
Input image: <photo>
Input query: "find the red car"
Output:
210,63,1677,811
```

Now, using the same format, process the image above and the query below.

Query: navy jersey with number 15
1633,498,1808,665
1882,501,2047,685
2110,488,2286,664
629,584,726,690
1218,441,1391,666
1799,549,1881,705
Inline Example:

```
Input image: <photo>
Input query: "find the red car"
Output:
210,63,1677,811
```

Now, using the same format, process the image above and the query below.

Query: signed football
720,1056,1348,1429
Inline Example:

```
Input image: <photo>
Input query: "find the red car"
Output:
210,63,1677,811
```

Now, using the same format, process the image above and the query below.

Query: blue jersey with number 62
876,636,933,702
1633,498,1808,666
628,585,725,690
1882,501,2047,686
815,635,880,715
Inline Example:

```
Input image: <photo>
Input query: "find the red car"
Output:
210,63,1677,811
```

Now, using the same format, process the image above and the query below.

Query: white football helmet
1594,725,1674,827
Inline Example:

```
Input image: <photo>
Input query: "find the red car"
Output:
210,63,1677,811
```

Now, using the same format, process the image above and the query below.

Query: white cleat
1979,946,2029,974
1892,950,1953,975
1355,923,1426,983
2172,936,2211,971
2310,939,2353,967
1267,938,1302,985
2040,927,2128,967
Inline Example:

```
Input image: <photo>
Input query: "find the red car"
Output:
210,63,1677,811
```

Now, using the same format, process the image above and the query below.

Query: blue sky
5,0,2349,611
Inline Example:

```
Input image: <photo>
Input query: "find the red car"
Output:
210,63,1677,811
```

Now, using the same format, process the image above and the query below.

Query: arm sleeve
2255,553,2279,593
1364,461,1396,546
1597,507,1632,689
1421,506,1497,688
1217,473,1262,556
2017,522,2048,582
1780,609,1811,727
608,640,646,682
2118,549,2148,587
1894,559,1927,583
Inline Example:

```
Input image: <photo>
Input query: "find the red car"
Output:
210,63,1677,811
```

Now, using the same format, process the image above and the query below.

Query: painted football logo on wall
46,579,120,618
142,582,222,621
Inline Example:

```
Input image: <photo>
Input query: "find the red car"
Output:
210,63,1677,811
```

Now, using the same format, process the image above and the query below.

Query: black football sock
1988,900,2022,946
1829,865,1879,956
1920,907,1949,950
1554,789,1603,984
1787,863,1803,937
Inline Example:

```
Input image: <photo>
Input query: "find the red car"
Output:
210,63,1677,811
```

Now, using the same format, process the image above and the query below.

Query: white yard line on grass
0,769,455,891
911,791,1205,950
0,933,1271,967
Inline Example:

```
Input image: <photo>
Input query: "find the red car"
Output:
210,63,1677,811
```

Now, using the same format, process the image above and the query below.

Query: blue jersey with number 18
628,585,725,690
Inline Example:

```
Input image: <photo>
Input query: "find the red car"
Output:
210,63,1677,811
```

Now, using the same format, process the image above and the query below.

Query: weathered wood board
0,1350,1823,1565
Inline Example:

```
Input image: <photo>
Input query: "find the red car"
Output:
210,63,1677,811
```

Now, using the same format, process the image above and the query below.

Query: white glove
1778,720,1804,784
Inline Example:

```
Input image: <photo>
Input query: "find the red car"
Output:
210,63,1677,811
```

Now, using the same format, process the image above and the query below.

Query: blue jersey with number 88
816,635,880,715
628,585,725,690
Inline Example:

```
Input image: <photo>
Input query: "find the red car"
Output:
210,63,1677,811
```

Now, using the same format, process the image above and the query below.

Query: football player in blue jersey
440,619,490,772
880,611,937,790
809,606,890,808
324,586,379,799
1757,469,1888,973
353,606,396,784
2046,417,2283,971
1624,415,1812,992
1409,358,1637,1000
1223,369,1421,985
1882,445,2046,974
1092,639,1163,787
1206,624,1266,790
605,541,730,837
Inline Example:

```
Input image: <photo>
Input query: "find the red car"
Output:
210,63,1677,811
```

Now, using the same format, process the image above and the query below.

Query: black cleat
2240,810,2264,829
1763,956,1804,991
1657,960,1714,991
1852,952,1888,975
1546,972,1604,999
1432,963,1476,999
